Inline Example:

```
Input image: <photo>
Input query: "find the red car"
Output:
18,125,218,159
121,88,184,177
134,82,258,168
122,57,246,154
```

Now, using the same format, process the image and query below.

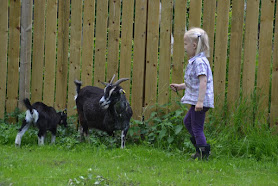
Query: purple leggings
183,105,209,145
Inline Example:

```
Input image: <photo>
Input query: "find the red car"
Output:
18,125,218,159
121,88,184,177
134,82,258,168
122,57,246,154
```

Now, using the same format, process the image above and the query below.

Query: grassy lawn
1,144,278,185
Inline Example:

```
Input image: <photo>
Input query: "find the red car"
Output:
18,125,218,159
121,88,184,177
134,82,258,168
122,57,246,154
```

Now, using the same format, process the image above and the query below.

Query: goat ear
100,81,109,86
119,89,126,94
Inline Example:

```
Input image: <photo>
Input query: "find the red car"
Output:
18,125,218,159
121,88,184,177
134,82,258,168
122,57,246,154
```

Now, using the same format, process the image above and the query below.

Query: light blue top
181,52,214,108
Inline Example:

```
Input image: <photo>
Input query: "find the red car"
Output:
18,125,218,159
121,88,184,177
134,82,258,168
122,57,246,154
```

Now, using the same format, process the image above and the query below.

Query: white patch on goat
15,122,31,146
51,135,56,144
74,94,77,100
25,109,39,123
121,130,125,149
38,136,45,145
109,87,116,98
100,96,109,109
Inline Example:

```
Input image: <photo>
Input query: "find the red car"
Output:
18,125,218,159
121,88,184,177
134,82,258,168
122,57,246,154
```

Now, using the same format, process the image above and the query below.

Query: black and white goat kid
74,75,133,148
15,98,67,146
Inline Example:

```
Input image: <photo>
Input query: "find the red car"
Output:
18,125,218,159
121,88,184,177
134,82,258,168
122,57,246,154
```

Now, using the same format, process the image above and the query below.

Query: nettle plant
128,103,191,151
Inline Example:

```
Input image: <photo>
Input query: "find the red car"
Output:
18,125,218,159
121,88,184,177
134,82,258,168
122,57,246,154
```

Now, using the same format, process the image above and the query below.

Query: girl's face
184,36,197,58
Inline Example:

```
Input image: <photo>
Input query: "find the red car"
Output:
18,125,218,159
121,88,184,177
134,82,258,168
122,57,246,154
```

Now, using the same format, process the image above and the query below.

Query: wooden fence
0,0,277,126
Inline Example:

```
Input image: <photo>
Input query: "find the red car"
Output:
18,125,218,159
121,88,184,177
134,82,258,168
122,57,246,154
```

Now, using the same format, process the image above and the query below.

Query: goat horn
113,78,129,86
110,74,116,84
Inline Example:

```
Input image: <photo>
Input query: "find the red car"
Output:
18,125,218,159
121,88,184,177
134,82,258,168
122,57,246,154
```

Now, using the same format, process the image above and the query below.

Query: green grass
1,144,278,185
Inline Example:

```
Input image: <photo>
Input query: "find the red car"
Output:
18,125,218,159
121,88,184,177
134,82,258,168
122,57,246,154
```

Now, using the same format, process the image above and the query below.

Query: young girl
170,27,214,160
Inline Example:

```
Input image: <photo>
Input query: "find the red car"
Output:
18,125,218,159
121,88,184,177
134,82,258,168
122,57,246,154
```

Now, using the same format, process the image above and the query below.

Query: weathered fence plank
43,0,58,107
213,0,230,108
188,0,202,28
31,0,46,103
144,0,160,118
55,0,70,110
257,0,275,117
0,0,8,118
119,0,134,101
131,0,148,120
170,0,187,109
67,0,83,116
242,0,260,98
6,0,21,119
107,0,121,81
94,0,108,85
81,0,95,86
227,0,245,109
158,0,173,109
203,0,216,66
19,0,32,110
270,1,278,127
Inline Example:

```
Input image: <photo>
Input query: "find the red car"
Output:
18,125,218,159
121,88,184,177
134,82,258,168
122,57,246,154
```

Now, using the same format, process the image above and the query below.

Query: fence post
55,0,70,111
6,0,21,123
131,0,148,120
19,0,32,111
0,0,8,119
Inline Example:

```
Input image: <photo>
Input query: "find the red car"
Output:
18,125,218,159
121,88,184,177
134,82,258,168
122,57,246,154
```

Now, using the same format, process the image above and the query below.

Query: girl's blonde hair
184,27,210,57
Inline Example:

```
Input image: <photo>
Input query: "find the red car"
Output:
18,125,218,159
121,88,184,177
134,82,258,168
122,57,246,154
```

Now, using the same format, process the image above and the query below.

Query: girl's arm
170,83,186,92
195,75,207,111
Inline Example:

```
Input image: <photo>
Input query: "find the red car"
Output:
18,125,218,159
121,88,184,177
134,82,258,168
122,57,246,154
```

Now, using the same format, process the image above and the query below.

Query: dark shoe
190,137,200,159
194,144,211,160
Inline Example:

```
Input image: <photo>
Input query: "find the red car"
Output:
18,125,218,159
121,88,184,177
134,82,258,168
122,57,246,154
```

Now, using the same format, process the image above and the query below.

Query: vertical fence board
0,0,8,118
81,0,95,86
131,0,147,120
158,0,173,109
227,0,244,108
19,0,32,110
31,0,46,103
257,0,275,116
203,0,216,66
119,0,134,101
213,0,230,108
43,0,57,107
107,0,121,81
188,0,202,28
6,0,21,118
171,0,187,109
242,0,260,98
270,1,278,127
55,0,70,110
144,0,160,118
67,0,83,116
94,0,108,85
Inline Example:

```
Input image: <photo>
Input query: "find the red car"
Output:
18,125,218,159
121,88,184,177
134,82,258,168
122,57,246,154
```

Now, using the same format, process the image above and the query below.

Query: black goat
15,98,67,146
74,75,133,148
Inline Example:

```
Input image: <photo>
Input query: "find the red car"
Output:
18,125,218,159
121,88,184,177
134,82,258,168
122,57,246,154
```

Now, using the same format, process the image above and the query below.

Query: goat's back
32,102,60,127
75,86,107,129
75,86,103,108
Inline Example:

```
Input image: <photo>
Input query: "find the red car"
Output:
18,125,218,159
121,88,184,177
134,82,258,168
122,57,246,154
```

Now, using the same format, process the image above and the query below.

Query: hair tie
196,33,201,38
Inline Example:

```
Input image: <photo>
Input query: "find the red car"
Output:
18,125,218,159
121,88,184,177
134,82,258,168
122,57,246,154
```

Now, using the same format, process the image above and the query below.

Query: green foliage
128,103,191,152
1,93,278,163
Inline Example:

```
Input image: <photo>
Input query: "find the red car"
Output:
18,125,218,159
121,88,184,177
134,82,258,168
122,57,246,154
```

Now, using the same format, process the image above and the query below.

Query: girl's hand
170,83,185,92
195,101,203,111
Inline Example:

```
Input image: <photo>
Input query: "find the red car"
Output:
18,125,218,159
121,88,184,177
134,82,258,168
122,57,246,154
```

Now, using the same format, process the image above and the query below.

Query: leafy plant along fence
0,0,277,126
